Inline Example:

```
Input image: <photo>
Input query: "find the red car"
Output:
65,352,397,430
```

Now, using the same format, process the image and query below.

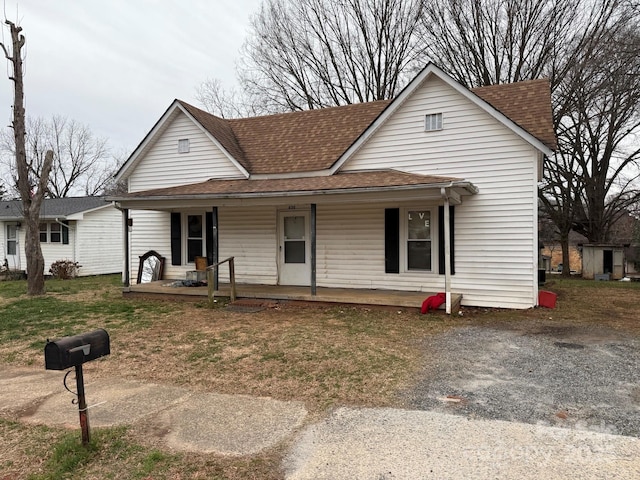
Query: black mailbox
44,329,110,370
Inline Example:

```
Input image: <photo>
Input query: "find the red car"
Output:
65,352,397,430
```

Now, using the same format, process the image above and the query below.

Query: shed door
603,250,613,274
278,211,310,286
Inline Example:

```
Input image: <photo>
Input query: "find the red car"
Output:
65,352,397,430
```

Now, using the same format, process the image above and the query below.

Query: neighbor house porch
124,280,462,311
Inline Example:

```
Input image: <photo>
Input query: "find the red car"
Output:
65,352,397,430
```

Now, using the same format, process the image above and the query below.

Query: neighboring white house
0,197,122,276
111,63,556,310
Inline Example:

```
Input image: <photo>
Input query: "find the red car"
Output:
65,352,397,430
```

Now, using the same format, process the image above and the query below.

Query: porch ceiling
110,170,477,209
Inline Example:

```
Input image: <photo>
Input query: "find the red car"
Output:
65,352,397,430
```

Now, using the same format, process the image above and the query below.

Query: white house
0,197,123,276
111,63,556,310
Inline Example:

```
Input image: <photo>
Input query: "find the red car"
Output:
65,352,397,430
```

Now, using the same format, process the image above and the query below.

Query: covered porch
124,280,462,311
111,170,477,314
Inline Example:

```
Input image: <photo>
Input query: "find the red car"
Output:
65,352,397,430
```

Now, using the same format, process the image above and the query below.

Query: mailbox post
44,329,110,445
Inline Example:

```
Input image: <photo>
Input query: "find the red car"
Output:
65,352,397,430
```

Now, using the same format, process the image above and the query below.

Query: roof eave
109,180,478,204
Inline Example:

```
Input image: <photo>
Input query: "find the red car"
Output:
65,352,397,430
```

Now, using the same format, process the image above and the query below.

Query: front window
407,210,431,270
6,225,17,255
186,215,203,263
50,223,61,243
38,222,68,244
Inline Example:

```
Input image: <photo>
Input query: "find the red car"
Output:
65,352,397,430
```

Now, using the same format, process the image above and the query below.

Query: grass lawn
1,275,639,479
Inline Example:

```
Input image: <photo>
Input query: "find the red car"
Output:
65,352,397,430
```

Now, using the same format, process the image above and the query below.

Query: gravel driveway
403,322,640,438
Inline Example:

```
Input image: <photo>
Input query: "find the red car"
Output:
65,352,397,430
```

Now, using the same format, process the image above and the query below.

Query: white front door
279,211,311,286
5,224,19,269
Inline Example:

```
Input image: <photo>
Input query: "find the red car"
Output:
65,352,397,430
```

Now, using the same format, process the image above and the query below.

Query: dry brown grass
2,276,639,479
81,302,444,414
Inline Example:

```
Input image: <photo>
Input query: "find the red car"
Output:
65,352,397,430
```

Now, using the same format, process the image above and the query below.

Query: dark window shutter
62,221,69,245
385,208,400,274
205,211,214,266
438,206,455,275
170,212,181,265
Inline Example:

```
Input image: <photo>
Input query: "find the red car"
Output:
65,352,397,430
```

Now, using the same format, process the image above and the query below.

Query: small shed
581,244,626,280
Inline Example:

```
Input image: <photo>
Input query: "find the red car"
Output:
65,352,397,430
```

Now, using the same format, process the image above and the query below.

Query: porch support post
311,203,317,295
122,208,130,287
441,188,452,314
212,206,219,289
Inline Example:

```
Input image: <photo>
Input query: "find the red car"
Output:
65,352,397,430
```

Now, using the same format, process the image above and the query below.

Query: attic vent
178,138,190,153
424,113,443,131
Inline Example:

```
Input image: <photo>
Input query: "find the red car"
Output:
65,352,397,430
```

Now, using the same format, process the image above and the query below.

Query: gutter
108,181,479,203
441,186,453,315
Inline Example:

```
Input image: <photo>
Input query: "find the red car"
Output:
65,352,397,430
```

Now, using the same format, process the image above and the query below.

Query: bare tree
560,20,640,243
236,0,425,112
1,20,52,295
100,147,130,196
0,115,114,198
420,0,640,262
195,78,252,118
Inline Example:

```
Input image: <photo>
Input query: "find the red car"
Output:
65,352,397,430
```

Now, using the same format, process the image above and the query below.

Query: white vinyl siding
75,207,123,276
38,230,74,274
342,75,539,308
315,202,444,291
130,210,172,282
1,206,122,277
130,206,278,284
218,206,277,284
128,112,244,193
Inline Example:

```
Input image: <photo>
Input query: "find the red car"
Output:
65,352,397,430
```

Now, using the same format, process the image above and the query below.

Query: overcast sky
0,0,263,156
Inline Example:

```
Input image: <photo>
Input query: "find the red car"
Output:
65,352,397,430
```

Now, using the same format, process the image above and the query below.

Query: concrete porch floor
124,280,461,311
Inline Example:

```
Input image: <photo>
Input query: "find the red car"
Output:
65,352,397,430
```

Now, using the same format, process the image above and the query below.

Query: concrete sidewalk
0,368,308,455
2,367,639,479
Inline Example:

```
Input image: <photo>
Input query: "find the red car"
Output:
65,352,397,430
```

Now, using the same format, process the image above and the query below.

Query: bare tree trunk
1,20,53,295
560,233,571,278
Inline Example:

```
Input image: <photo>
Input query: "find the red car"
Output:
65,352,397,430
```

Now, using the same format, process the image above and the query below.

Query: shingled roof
175,76,555,176
0,197,109,220
122,170,471,199
472,78,556,151
179,100,391,175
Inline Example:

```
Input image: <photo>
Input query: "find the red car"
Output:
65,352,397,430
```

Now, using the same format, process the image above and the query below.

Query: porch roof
110,170,478,203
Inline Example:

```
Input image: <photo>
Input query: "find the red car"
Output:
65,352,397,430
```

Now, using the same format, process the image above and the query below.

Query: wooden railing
206,256,236,307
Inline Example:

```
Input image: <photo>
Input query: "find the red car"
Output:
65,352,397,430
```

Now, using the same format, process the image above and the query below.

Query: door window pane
284,216,305,239
285,241,305,263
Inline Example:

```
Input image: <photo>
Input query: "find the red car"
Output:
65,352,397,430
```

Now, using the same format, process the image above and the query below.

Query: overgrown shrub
49,260,81,279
